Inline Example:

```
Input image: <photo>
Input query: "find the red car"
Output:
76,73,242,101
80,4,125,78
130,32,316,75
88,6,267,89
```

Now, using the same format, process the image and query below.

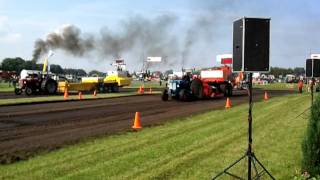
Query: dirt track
0,89,293,163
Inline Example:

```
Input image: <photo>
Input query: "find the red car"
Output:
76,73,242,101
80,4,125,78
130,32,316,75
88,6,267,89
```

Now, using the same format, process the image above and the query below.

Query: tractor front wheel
161,89,169,101
111,84,119,92
97,83,106,93
14,88,22,95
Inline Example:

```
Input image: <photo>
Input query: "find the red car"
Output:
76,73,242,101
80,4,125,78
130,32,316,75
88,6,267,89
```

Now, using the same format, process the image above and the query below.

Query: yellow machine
58,60,132,93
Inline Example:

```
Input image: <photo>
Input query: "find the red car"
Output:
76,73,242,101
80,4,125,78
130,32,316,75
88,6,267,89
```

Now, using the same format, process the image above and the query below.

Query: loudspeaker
306,59,313,77
233,17,270,72
306,59,320,77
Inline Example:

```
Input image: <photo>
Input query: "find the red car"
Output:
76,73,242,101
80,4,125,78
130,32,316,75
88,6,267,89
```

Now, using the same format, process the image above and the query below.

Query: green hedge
302,94,320,176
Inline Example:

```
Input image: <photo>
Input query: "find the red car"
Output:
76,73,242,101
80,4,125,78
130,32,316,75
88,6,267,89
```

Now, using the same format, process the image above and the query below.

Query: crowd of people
297,78,318,94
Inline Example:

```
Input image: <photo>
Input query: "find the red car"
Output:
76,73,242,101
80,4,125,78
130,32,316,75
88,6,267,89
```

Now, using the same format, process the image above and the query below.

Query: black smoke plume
32,25,95,62
32,15,178,63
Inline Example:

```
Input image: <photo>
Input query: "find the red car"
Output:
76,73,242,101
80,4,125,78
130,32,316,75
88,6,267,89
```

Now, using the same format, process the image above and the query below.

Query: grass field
0,82,14,92
0,93,310,179
126,80,164,89
254,82,300,91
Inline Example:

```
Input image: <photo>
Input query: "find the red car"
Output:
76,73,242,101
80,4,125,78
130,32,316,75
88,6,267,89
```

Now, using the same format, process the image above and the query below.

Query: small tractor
161,54,245,101
14,69,58,95
15,52,58,96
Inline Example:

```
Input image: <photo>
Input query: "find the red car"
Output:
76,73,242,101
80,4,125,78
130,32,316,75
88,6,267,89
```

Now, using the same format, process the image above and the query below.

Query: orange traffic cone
141,85,145,94
264,91,269,101
78,91,83,100
93,90,97,97
132,112,142,129
225,97,231,109
149,88,152,94
64,88,69,100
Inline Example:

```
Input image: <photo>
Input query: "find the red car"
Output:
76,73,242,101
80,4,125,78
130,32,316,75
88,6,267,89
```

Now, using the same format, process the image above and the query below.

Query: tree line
269,67,305,77
1,57,306,77
0,57,105,77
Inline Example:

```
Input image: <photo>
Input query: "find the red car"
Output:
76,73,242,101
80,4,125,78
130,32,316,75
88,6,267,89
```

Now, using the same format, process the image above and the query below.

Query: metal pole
212,72,274,180
311,78,315,106
248,73,253,179
311,86,314,106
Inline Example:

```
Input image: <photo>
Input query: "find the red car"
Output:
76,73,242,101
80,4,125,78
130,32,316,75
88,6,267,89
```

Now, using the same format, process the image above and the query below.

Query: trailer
57,60,132,93
57,70,132,93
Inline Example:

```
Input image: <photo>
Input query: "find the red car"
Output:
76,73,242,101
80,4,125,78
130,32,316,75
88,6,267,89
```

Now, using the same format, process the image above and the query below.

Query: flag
43,58,48,73
43,50,54,74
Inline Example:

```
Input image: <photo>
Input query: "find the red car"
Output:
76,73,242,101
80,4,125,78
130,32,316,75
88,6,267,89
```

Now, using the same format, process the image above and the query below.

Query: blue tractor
161,76,195,101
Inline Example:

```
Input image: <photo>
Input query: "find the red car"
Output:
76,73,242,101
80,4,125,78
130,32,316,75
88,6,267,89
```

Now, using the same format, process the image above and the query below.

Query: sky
0,0,319,72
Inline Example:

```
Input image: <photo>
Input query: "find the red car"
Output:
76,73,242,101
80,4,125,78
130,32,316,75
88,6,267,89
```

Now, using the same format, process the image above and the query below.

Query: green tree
23,60,37,70
88,70,105,77
294,67,305,76
269,67,303,78
77,69,87,76
302,95,320,175
287,68,294,74
1,57,26,73
50,64,64,74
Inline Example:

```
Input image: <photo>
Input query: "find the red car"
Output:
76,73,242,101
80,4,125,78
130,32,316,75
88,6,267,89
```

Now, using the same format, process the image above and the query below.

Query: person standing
12,75,17,88
298,79,304,93
308,79,315,93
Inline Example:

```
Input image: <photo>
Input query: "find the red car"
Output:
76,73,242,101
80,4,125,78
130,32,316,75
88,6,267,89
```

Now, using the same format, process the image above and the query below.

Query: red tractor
162,55,245,101
14,70,58,96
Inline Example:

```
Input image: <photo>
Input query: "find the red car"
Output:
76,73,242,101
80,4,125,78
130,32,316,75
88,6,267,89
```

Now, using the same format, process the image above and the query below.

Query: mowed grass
0,93,310,179
0,82,14,92
126,80,164,89
254,82,300,91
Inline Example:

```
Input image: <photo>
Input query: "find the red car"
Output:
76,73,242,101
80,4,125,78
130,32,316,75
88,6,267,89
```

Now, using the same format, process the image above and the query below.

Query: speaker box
306,59,320,77
233,17,270,72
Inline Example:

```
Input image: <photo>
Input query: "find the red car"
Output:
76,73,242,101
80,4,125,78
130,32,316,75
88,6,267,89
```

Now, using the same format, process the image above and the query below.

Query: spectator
298,79,304,93
12,76,17,88
308,79,315,93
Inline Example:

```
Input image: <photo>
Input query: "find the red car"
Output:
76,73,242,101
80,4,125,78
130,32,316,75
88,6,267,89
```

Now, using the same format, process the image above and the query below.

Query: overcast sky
0,0,319,72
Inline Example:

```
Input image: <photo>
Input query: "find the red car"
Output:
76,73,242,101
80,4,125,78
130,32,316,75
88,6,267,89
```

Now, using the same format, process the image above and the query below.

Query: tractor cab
162,75,193,101
167,79,182,98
